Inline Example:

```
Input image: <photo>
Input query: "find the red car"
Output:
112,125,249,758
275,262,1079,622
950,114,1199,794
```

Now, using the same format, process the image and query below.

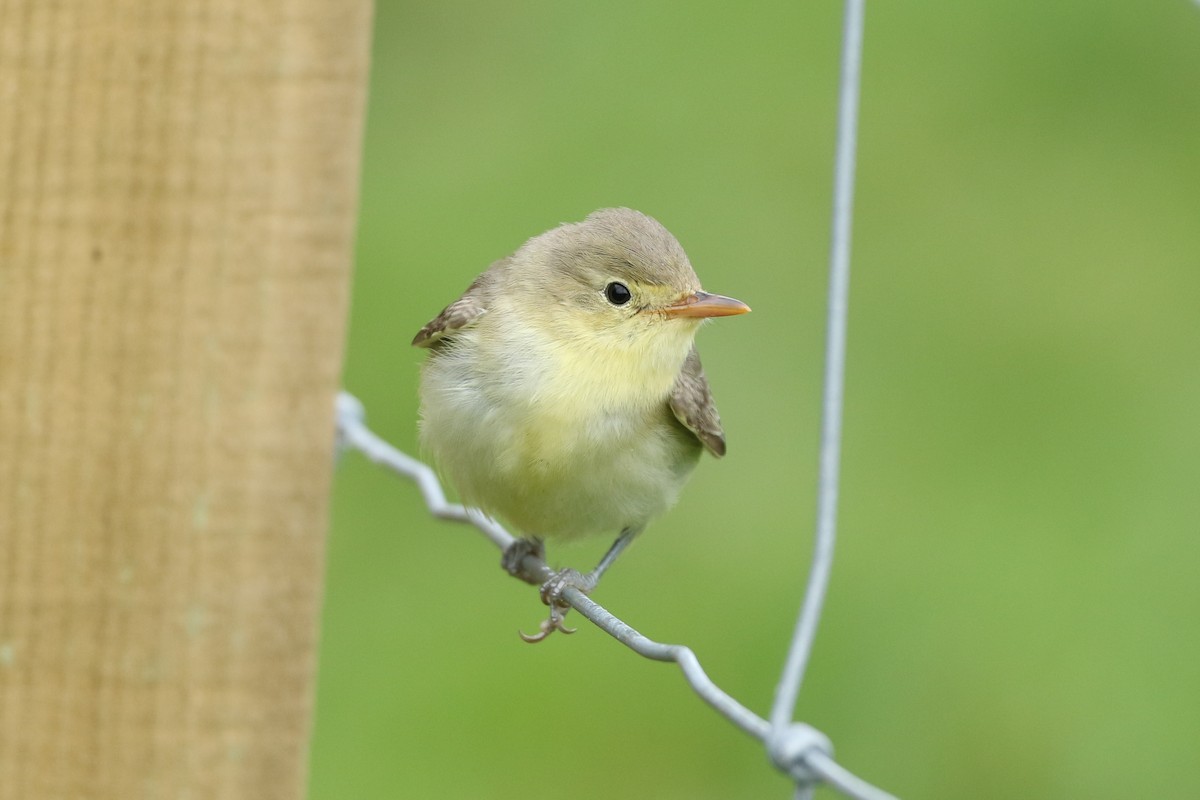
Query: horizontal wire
334,391,896,800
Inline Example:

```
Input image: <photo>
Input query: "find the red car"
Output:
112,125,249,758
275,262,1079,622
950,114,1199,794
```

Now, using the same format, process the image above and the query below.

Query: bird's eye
604,282,632,306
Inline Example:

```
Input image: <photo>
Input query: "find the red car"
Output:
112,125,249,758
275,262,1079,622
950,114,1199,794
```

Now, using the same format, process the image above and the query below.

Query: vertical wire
770,0,866,734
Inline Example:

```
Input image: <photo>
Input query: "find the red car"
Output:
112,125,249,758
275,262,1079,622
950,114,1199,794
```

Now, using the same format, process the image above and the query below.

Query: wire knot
767,723,834,787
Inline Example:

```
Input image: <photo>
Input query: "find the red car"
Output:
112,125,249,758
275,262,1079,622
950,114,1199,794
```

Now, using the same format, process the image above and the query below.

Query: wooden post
0,2,372,798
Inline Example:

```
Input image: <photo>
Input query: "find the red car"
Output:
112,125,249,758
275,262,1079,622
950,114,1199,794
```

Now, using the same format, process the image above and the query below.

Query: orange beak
662,291,751,319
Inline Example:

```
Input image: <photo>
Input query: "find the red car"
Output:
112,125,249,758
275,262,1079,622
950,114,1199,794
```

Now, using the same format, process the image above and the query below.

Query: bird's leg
540,526,640,602
520,527,643,644
586,525,641,585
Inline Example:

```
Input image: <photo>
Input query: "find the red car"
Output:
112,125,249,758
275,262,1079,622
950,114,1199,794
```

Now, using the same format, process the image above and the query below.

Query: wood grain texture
0,1,372,797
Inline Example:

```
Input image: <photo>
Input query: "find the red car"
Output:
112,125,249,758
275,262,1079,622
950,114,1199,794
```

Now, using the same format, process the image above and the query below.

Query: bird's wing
669,344,727,457
411,271,491,348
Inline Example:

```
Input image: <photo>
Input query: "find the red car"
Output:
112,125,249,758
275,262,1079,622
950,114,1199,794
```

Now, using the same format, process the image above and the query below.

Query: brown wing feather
411,272,491,348
669,345,727,457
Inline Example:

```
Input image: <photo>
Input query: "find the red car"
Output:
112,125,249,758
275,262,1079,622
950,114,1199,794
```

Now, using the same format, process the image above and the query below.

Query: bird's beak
662,291,751,319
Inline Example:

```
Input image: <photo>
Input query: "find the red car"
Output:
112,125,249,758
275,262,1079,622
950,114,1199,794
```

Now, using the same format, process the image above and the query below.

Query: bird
412,208,749,640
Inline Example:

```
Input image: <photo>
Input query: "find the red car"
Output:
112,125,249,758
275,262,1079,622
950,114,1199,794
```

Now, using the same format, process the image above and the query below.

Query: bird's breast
418,314,701,539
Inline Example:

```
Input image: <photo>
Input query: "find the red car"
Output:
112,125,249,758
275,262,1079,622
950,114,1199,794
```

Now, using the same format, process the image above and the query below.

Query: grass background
310,2,1200,798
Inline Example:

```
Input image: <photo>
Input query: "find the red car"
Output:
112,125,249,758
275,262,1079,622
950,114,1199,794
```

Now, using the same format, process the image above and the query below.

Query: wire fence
334,0,894,796
335,392,893,800
771,0,865,773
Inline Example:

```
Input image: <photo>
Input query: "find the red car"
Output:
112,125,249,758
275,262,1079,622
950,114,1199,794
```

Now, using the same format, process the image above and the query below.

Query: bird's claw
517,568,595,644
518,603,577,643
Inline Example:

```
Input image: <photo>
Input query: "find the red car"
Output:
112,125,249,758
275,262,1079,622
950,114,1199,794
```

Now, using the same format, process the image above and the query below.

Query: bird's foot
501,537,545,585
539,567,598,605
518,568,597,644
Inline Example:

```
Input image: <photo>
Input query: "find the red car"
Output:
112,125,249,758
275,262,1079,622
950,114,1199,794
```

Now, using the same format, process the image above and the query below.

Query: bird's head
505,208,749,366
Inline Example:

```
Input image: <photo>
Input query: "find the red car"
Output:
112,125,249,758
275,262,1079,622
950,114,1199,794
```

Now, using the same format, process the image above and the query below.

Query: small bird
413,208,749,640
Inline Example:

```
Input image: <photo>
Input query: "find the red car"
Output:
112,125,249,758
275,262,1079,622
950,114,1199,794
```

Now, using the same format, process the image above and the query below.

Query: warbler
413,208,749,640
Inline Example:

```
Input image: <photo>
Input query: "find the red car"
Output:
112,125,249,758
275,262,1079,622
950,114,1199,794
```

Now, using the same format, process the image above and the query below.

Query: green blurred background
311,2,1200,798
